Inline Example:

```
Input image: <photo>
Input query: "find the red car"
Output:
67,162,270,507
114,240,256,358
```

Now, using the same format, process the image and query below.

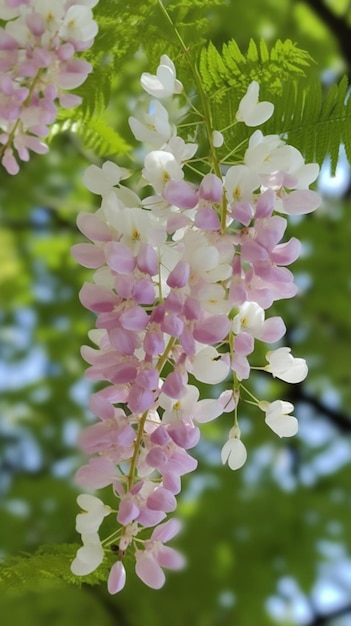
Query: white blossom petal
263,400,298,438
265,347,308,383
236,81,274,127
212,130,224,148
221,437,247,470
71,534,104,576
192,346,230,384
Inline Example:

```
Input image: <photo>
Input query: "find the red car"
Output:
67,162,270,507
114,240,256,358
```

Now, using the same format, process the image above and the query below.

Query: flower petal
135,552,165,589
107,561,126,594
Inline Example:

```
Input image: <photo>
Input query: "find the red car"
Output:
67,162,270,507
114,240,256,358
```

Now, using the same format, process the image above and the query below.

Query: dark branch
307,602,351,625
283,383,351,433
295,388,351,433
299,0,351,70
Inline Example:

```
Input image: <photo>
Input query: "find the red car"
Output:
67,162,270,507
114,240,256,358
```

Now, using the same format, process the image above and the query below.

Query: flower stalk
70,50,320,593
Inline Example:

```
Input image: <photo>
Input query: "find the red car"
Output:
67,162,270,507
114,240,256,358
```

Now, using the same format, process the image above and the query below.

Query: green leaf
0,544,115,595
199,38,313,103
265,76,351,172
53,113,130,158
198,38,351,171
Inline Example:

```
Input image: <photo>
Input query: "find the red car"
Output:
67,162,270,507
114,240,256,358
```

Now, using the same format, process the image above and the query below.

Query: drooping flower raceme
0,0,99,174
71,56,320,593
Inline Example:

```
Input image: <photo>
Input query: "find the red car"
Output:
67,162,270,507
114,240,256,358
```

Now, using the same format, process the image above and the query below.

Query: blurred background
1,0,351,624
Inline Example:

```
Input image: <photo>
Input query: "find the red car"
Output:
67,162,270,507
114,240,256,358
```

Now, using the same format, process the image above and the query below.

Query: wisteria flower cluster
0,0,99,174
71,54,320,592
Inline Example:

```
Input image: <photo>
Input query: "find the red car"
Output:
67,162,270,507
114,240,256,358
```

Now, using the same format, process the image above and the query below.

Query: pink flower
135,519,185,589
0,0,99,173
108,561,126,594
70,53,320,595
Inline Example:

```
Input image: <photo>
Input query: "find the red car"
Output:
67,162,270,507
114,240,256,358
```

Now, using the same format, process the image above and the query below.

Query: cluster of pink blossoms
0,0,99,174
71,55,321,592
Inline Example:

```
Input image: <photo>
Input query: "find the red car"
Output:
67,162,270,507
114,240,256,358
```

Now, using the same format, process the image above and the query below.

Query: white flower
141,55,183,98
221,427,247,470
232,302,286,343
264,347,308,383
105,206,166,248
181,234,232,282
224,164,260,204
142,150,184,193
212,130,224,148
193,398,224,424
159,384,199,423
71,532,104,576
60,5,98,41
32,0,64,26
192,346,230,384
75,494,111,534
0,4,22,19
232,301,264,336
284,146,320,189
236,81,274,127
188,244,220,273
83,161,129,196
260,400,298,438
159,383,223,424
244,131,293,175
164,136,198,162
71,494,111,577
129,100,173,147
197,284,231,315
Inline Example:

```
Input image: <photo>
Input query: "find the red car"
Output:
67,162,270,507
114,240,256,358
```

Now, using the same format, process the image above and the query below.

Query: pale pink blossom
0,0,99,173
135,519,185,589
108,561,127,594
142,150,184,192
70,55,320,595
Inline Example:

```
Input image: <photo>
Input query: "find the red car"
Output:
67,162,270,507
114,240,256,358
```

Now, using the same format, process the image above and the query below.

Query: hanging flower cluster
0,0,99,174
71,54,320,592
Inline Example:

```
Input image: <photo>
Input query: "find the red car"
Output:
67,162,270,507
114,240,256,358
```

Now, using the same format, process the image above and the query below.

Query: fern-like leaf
76,0,224,119
198,39,351,171
199,38,313,103
214,77,351,172
259,77,351,172
0,544,116,595
53,112,130,158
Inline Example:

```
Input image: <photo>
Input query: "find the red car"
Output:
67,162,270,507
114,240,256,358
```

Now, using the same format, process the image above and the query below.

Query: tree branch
298,0,351,70
295,388,351,433
307,602,351,625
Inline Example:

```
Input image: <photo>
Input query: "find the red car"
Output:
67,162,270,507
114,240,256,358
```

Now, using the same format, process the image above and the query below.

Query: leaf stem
157,0,228,232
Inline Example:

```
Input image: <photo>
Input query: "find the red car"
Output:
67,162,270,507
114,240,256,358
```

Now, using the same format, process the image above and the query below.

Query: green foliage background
1,1,351,625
